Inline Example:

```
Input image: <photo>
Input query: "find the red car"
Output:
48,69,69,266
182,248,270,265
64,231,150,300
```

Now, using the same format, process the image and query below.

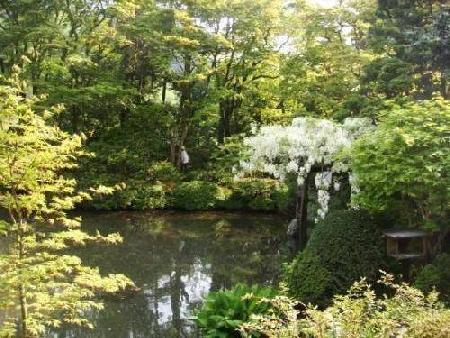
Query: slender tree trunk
19,284,28,338
18,220,28,338
170,137,177,166
217,100,232,144
296,174,310,251
161,81,167,103
217,101,225,144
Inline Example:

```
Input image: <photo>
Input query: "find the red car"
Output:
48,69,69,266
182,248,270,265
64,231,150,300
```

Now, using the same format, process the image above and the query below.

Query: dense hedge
285,209,387,307
84,178,292,212
217,179,290,212
170,181,218,210
87,182,167,210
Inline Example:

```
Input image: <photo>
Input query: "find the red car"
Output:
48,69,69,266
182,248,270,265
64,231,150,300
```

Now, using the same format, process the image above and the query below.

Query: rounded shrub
285,209,386,307
133,183,166,210
170,181,217,210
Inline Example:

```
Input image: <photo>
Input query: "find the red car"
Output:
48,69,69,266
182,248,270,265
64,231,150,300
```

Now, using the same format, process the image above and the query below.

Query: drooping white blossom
240,117,373,221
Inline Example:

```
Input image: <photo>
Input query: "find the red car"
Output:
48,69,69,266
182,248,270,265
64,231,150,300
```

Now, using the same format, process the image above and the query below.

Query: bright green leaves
350,99,450,228
279,0,377,119
195,283,277,337
0,219,9,236
0,73,134,337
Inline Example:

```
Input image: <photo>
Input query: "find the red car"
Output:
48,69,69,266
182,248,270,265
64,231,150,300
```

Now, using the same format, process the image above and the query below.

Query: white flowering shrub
239,117,373,221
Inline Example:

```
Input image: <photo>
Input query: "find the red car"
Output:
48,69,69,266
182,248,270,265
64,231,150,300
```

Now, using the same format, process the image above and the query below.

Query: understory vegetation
0,0,449,337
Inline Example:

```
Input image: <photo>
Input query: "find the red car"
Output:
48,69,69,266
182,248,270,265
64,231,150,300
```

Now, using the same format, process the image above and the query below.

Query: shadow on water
48,211,290,338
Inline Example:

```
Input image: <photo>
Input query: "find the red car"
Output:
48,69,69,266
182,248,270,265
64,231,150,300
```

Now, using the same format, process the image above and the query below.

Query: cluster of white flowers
240,117,373,221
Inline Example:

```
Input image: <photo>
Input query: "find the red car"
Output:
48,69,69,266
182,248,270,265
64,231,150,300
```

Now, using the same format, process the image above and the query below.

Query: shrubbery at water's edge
194,283,277,338
82,178,293,212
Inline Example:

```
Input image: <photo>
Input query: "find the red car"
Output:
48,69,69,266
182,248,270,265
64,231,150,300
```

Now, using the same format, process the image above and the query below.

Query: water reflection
49,211,289,338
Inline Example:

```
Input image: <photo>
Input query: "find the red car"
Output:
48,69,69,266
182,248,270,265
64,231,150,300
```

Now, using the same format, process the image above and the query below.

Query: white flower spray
240,117,373,221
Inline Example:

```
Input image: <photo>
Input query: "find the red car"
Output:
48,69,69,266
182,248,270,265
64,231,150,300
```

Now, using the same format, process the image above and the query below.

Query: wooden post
296,173,310,251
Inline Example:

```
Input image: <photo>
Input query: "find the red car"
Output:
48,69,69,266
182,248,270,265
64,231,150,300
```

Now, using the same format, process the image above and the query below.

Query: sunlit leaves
0,73,134,337
350,100,450,227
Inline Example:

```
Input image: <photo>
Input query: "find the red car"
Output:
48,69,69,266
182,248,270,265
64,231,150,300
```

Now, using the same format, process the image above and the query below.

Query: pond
49,211,291,338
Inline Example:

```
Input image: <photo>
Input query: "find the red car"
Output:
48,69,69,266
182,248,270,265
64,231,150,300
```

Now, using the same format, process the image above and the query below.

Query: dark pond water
48,211,290,338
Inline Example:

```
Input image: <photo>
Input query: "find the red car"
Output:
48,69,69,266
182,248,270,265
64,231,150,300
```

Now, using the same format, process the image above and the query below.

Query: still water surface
50,211,290,338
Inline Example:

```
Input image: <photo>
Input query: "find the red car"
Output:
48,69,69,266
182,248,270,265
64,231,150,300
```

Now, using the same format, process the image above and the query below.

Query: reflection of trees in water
51,213,287,337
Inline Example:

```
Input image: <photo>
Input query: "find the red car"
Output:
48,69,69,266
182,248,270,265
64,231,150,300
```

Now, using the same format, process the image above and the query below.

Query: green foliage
170,181,218,210
0,74,133,337
279,0,376,118
78,104,171,184
195,283,277,338
87,182,166,211
350,100,450,228
369,1,450,99
242,274,450,338
147,161,181,183
285,210,386,307
84,178,291,212
361,57,414,98
414,254,450,302
217,179,291,212
206,137,245,183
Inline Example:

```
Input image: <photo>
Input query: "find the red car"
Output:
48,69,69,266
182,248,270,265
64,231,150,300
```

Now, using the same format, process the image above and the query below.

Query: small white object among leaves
240,117,373,221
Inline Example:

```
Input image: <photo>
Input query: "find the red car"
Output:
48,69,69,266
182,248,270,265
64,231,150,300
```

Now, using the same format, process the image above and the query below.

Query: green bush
170,181,218,210
195,283,277,338
217,179,291,212
414,253,450,302
87,182,166,210
147,161,181,183
88,184,136,210
242,274,450,338
133,183,166,210
84,177,293,212
285,209,386,307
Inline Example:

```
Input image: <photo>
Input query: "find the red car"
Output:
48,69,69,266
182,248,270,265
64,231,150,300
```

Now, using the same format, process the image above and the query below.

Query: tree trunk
296,174,310,251
19,284,28,338
161,81,167,103
170,138,177,166
18,220,28,338
217,99,232,144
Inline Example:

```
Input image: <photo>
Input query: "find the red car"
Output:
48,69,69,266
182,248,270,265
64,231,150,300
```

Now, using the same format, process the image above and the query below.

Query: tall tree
279,0,377,118
368,0,450,99
0,70,133,337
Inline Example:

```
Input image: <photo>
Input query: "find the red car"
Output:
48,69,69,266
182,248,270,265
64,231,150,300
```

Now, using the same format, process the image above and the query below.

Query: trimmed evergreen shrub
285,209,386,307
170,181,217,210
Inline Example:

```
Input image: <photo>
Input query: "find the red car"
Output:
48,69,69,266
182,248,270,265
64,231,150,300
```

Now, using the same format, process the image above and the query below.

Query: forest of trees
0,0,448,180
0,0,449,337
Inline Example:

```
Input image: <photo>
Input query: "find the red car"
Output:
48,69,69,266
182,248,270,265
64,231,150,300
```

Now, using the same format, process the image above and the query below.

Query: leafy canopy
350,99,450,228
